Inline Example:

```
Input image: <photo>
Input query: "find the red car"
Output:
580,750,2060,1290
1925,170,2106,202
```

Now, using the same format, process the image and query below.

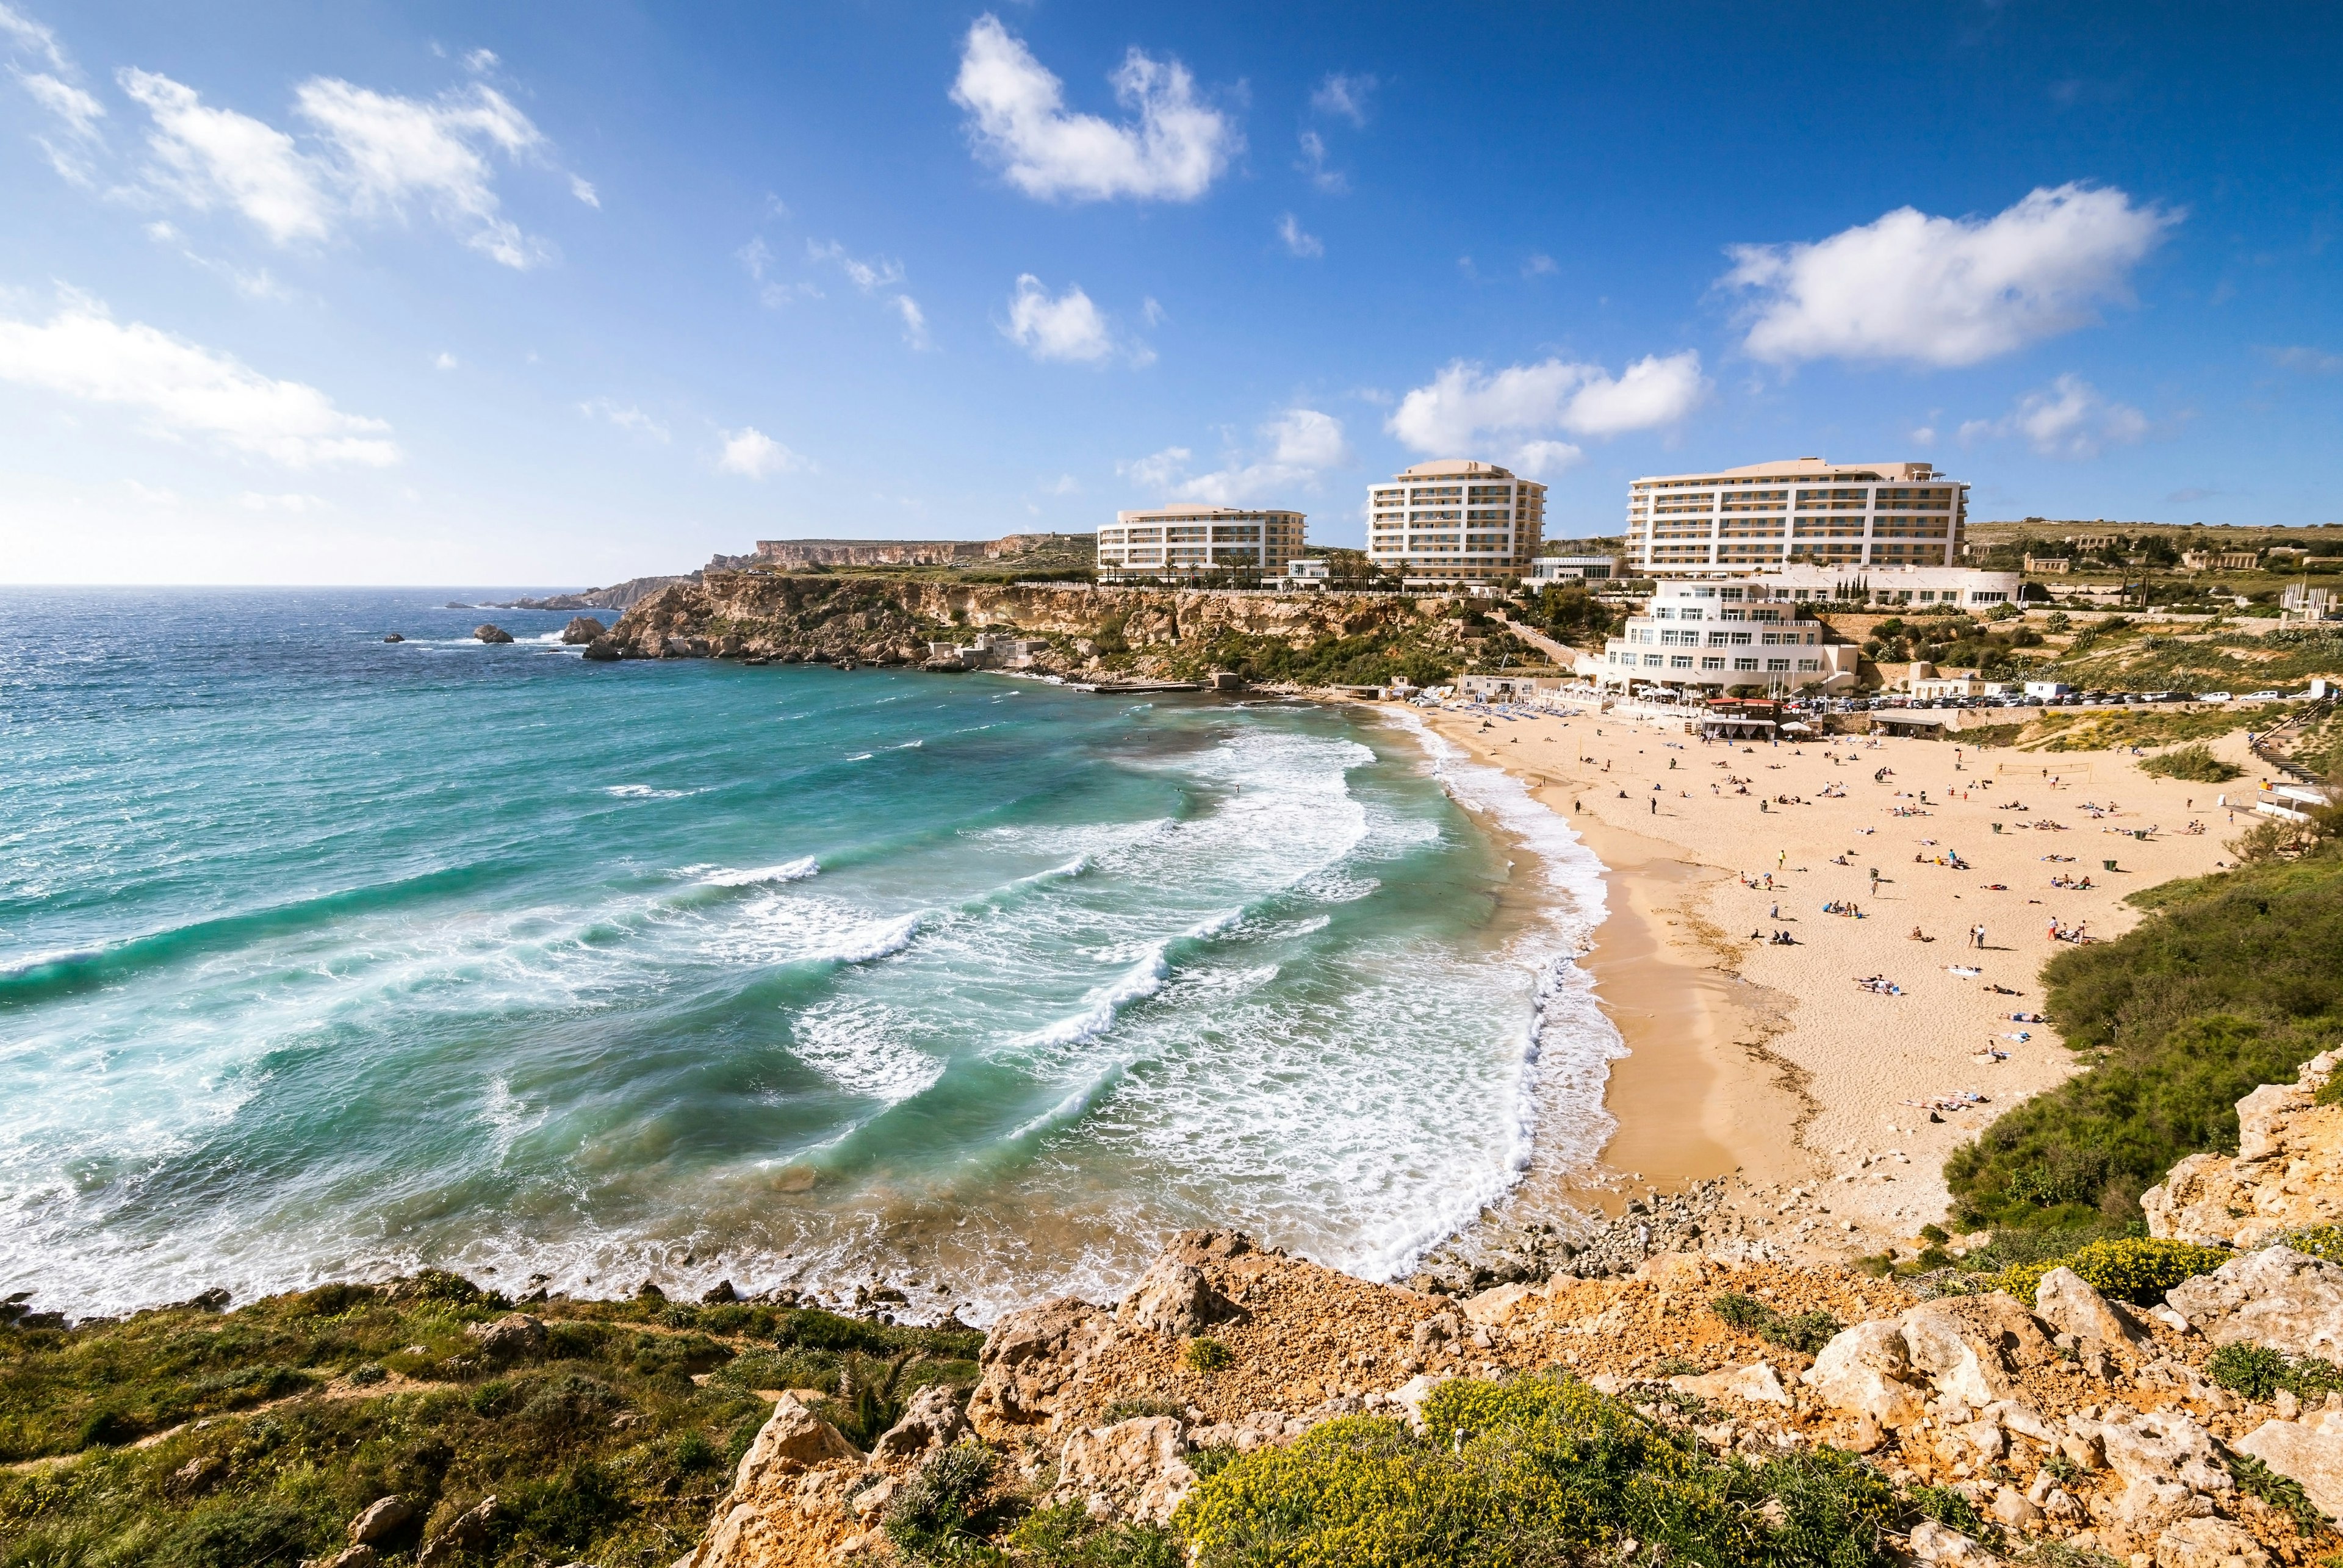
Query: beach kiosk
1702,697,1782,741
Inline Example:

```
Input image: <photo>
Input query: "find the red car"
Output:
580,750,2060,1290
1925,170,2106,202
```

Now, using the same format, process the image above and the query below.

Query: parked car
2242,689,2287,700
2197,691,2234,703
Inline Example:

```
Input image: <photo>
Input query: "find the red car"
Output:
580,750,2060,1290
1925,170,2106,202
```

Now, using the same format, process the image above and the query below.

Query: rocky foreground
663,1059,2343,1568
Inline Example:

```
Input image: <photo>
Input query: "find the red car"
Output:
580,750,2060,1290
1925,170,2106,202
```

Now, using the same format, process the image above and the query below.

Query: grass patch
2140,744,2242,782
0,1281,981,1568
1946,844,2343,1228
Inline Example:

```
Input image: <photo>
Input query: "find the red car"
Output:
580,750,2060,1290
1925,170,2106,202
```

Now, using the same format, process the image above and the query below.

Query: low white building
1594,578,1857,694
1096,507,1305,581
1740,563,2022,608
1528,555,1620,583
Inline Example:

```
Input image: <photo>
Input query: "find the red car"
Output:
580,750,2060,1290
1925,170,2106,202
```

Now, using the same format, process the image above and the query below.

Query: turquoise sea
0,589,1618,1321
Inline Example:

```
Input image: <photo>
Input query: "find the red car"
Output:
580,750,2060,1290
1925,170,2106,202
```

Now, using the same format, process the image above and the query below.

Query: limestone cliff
592,570,1469,681
2145,1049,2343,1248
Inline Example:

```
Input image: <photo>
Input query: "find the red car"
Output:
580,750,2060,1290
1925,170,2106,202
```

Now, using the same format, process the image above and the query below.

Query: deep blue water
0,588,1614,1320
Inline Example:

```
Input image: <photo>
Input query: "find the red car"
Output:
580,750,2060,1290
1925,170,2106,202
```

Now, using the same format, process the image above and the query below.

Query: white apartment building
1596,578,1859,694
1366,459,1546,583
1624,458,1966,576
1095,508,1306,581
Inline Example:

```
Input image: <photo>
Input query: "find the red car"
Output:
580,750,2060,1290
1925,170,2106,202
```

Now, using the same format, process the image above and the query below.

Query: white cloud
1295,128,1345,194
122,478,179,506
1510,440,1585,478
1045,473,1081,495
1276,212,1322,258
1003,274,1120,364
1388,351,1708,452
1910,425,1938,447
433,350,458,370
0,2,64,70
18,70,99,134
891,294,932,350
2264,345,2343,374
142,218,289,299
1309,71,1376,126
0,292,398,467
716,426,807,478
569,173,597,207
1522,253,1557,278
462,48,498,73
115,68,564,266
950,14,1237,203
808,239,904,293
120,68,335,245
1960,373,2148,459
1724,183,2179,367
292,77,547,266
1123,407,1348,504
578,398,669,441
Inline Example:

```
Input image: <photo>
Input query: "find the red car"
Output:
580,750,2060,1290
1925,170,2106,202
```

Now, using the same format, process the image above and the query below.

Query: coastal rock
415,1495,496,1567
2152,1516,2272,1568
1909,1518,1999,1566
734,1394,862,1486
2145,1049,2343,1247
2166,1247,2343,1358
2087,1406,2229,1506
1668,1362,1790,1407
581,636,622,662
382,633,404,642
1057,1417,1197,1525
347,1494,414,1545
560,616,608,644
869,1384,967,1467
968,1296,1114,1434
1118,1256,1242,1340
473,624,514,644
462,1313,547,1360
1897,1293,2053,1407
316,1548,380,1568
2234,1411,2343,1521
1802,1319,1926,1428
2035,1267,2139,1348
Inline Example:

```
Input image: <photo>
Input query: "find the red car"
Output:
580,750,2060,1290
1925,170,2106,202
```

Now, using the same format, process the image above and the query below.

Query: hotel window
1701,656,1726,670
1670,656,1694,669
1797,660,1821,672
1766,659,1790,672
1733,658,1758,671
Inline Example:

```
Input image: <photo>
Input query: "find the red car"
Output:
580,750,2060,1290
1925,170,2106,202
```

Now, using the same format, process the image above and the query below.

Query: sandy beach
1420,697,2253,1258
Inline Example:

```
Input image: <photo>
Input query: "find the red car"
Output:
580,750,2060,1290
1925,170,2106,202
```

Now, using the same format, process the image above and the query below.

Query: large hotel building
1625,458,1966,577
1366,459,1546,583
1094,507,1306,581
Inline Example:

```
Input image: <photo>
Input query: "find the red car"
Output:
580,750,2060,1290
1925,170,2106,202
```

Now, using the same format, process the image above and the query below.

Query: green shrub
884,1440,1001,1559
1710,1293,1842,1353
818,1353,911,1450
1103,1396,1189,1422
2231,1451,2327,1534
1947,848,2343,1227
1008,1500,1185,1567
2280,1223,2343,1259
2140,744,2242,783
157,1497,320,1568
1989,1238,2228,1304
2208,1342,2343,1404
1175,1377,1901,1568
1182,1337,1234,1374
2207,1343,2291,1400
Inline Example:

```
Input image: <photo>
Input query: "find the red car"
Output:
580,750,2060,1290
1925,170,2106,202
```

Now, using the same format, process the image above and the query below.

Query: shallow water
0,588,1618,1320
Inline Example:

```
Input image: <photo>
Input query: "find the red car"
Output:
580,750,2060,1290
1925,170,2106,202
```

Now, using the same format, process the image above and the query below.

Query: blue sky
1,1,2337,584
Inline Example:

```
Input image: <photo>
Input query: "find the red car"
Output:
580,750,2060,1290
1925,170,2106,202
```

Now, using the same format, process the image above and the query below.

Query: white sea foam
844,752,874,762
707,894,926,967
604,783,701,799
790,998,946,1103
694,857,820,888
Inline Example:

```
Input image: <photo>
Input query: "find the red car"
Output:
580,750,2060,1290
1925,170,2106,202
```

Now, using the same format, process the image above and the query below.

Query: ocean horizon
0,587,1618,1323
